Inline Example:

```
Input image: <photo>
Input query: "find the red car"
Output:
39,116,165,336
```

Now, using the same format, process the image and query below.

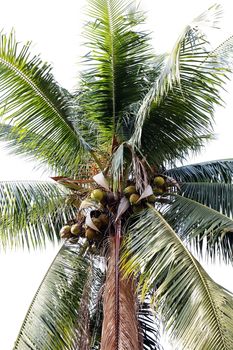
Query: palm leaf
0,31,92,174
0,181,74,249
166,159,233,183
165,159,233,218
138,301,163,350
180,182,233,217
122,208,233,350
80,0,153,140
162,194,233,262
13,242,104,350
129,5,232,164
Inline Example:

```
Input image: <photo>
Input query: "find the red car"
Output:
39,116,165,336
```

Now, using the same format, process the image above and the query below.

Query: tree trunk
100,236,142,350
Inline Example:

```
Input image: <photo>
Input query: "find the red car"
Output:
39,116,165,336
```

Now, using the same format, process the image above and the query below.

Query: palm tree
1,1,233,349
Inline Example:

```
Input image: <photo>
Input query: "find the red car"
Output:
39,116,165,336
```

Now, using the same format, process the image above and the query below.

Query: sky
1,0,233,349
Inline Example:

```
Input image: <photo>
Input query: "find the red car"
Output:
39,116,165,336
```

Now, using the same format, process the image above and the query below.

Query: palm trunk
100,236,142,350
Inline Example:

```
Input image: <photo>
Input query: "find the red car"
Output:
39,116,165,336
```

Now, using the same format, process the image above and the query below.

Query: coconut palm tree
1,0,233,349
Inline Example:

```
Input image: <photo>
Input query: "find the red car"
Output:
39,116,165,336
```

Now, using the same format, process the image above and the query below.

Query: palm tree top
1,1,233,350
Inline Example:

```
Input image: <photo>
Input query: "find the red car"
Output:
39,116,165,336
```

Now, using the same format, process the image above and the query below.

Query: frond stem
106,0,116,134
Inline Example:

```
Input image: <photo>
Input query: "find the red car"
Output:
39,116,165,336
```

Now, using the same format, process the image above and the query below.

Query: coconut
85,228,97,240
153,176,165,187
129,193,140,205
92,217,102,230
147,194,157,203
71,223,81,235
98,213,109,226
123,185,136,197
154,188,164,195
91,189,106,202
60,225,71,238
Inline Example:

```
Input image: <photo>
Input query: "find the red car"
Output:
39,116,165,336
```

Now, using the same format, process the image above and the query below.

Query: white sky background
0,0,233,349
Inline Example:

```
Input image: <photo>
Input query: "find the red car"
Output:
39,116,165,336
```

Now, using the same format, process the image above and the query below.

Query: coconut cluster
60,212,109,241
59,188,110,246
59,174,168,247
123,175,167,208
59,221,83,239
153,175,166,195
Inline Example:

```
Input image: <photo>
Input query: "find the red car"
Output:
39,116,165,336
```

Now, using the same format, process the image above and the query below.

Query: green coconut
129,193,140,205
147,194,157,203
91,189,106,202
71,223,81,235
60,225,71,238
153,176,165,187
154,188,164,195
123,185,136,197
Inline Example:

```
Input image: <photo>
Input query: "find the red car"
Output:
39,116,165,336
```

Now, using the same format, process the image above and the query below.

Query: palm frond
0,31,93,174
166,159,233,183
0,181,74,249
138,301,163,350
122,208,233,350
180,182,233,217
162,194,233,262
129,5,232,164
13,242,104,350
80,0,153,140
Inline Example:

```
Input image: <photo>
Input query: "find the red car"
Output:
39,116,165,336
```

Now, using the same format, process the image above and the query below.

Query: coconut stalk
101,233,141,350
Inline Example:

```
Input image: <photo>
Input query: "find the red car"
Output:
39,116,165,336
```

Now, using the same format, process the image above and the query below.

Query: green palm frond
129,5,232,163
80,0,153,140
0,181,74,249
180,182,233,217
138,301,163,350
0,31,93,174
166,159,233,183
162,194,233,262
14,242,104,350
165,159,233,217
122,208,233,350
